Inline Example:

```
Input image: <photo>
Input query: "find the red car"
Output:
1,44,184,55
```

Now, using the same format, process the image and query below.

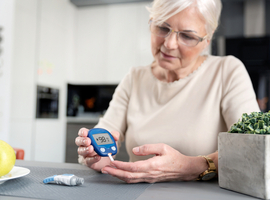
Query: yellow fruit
0,140,16,177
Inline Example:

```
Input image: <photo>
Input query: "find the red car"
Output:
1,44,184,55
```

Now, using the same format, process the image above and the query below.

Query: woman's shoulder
119,64,153,87
127,64,152,79
207,55,246,72
207,55,251,86
129,64,151,73
208,55,243,65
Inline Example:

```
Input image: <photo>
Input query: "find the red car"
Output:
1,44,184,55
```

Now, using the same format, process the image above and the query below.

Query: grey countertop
0,160,258,200
66,113,101,123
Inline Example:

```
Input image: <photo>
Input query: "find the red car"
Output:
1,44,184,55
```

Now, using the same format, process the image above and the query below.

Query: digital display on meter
92,133,113,145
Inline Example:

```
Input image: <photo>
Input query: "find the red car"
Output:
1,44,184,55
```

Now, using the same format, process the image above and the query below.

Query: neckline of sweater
149,55,210,86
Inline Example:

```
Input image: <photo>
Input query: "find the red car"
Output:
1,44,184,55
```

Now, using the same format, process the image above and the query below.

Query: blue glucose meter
87,128,117,157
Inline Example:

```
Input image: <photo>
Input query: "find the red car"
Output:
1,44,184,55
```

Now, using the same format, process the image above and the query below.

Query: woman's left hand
101,143,208,183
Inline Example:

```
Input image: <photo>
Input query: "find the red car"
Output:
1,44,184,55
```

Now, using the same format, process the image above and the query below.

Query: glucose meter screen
93,133,113,145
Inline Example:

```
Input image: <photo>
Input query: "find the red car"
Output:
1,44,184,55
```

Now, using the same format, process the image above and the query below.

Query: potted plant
219,111,270,199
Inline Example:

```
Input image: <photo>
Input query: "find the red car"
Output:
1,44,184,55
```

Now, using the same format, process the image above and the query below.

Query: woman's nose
164,32,178,49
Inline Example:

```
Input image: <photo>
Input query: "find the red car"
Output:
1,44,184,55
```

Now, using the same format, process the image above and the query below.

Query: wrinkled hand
75,128,120,171
101,143,205,183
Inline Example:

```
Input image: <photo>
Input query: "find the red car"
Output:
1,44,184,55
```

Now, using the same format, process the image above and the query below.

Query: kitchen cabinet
72,2,152,84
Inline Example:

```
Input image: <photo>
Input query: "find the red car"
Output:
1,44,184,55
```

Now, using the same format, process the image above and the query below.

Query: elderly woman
75,0,260,183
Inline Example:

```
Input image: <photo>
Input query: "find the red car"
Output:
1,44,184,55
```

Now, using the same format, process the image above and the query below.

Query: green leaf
254,123,259,130
255,129,261,134
263,117,269,123
250,118,256,124
258,120,265,129
229,111,270,134
247,124,254,131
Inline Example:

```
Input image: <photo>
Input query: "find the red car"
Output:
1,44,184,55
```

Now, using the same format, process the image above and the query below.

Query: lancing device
87,128,117,161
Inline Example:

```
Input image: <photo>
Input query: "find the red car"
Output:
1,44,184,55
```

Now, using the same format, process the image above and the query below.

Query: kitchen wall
8,0,38,161
0,0,76,162
0,0,15,143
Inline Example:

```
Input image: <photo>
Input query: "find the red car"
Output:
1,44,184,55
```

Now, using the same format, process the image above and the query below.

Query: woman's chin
157,60,178,71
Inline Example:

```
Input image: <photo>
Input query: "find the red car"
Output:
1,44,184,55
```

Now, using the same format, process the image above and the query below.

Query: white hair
147,0,222,39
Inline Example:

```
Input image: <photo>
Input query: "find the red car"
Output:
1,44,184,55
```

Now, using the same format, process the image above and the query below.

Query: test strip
108,153,114,161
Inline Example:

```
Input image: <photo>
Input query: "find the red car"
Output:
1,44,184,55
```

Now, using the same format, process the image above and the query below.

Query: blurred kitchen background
0,0,269,163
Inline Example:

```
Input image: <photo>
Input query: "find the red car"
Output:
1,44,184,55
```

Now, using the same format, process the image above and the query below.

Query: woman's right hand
75,128,120,171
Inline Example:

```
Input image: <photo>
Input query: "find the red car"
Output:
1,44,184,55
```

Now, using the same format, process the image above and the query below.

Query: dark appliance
67,84,118,116
36,85,59,118
226,36,270,112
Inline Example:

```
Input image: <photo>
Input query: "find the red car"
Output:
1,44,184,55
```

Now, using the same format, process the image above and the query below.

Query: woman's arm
221,56,260,128
101,143,217,183
76,68,135,170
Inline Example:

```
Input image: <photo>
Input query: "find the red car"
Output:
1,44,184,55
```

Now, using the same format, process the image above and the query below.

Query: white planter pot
218,132,270,199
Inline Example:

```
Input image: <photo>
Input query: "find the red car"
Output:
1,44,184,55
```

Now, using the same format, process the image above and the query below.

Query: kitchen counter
0,160,257,200
66,113,101,123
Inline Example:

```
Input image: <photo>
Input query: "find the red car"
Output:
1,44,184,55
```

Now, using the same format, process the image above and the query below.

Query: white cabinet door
73,2,152,84
74,6,108,84
106,2,152,83
34,0,75,163
7,0,38,159
106,3,139,83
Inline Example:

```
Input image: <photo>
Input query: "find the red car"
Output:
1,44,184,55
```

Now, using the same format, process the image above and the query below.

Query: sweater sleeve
221,56,260,129
94,68,134,142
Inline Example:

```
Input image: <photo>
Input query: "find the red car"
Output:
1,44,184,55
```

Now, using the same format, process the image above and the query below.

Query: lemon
0,140,16,177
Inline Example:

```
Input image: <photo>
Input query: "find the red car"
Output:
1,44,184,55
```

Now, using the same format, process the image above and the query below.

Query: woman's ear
204,30,215,49
202,38,211,51
205,38,211,48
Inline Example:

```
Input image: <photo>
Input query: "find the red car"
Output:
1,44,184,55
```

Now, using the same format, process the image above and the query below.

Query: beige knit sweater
95,55,260,162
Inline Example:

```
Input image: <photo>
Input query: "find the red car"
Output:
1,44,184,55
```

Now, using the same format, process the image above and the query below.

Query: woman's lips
161,51,177,59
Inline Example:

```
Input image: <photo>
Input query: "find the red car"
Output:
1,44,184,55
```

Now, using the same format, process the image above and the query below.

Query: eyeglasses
149,20,208,47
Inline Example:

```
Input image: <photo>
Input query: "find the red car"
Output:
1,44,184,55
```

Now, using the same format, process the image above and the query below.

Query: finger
85,156,101,168
132,143,167,156
110,131,120,142
78,127,89,137
102,165,178,183
101,166,151,183
109,160,153,173
77,145,97,157
75,136,91,147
